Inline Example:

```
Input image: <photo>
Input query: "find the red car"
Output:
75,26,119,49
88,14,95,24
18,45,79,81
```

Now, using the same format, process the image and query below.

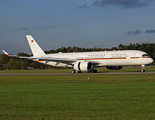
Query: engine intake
74,62,93,72
106,66,123,70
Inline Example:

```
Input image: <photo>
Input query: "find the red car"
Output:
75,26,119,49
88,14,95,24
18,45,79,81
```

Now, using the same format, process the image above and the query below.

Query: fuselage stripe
36,57,151,62
78,57,151,61
78,57,126,60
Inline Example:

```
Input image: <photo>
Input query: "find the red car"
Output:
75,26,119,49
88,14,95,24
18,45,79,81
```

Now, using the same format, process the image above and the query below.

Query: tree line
0,43,155,70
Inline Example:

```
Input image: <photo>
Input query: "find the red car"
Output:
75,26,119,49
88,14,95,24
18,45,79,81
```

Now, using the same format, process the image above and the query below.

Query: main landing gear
71,70,81,73
71,69,97,73
90,69,97,73
141,65,145,72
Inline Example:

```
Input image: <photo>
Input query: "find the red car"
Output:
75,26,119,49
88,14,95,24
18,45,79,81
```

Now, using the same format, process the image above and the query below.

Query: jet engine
74,62,93,72
106,66,123,70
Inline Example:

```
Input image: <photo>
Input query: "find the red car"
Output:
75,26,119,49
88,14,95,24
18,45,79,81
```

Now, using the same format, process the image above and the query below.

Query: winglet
2,50,17,57
2,50,10,56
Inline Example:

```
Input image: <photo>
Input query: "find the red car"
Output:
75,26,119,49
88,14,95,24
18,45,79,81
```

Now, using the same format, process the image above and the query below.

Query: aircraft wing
2,50,75,63
29,57,98,65
29,57,77,63
2,50,98,65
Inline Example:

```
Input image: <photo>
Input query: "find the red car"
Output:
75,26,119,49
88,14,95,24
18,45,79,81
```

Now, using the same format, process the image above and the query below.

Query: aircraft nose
149,58,154,64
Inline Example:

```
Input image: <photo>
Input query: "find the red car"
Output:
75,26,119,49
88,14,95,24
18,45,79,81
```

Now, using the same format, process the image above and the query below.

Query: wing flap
30,57,77,63
29,57,99,66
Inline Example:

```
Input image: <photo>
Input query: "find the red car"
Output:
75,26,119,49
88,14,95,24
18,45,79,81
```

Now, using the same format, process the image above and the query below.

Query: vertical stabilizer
26,35,45,56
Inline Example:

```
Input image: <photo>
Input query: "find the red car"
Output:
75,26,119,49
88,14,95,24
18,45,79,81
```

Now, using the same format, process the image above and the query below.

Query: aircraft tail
26,35,45,56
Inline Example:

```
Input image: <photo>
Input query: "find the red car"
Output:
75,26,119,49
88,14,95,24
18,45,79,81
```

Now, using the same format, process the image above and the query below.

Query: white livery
2,35,153,73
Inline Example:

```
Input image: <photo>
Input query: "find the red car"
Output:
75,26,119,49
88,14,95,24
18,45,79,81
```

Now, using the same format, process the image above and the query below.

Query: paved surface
0,72,155,76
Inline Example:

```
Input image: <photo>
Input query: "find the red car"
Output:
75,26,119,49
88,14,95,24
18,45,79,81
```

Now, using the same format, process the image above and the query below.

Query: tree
118,44,124,50
0,54,4,69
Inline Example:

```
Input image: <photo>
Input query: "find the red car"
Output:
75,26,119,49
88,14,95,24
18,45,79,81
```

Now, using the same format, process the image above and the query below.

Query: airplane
2,35,154,73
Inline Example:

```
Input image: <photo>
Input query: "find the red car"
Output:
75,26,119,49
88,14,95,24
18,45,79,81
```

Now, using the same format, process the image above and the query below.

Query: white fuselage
35,50,153,68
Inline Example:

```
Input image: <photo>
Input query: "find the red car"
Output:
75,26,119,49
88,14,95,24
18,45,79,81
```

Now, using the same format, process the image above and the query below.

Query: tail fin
26,35,45,56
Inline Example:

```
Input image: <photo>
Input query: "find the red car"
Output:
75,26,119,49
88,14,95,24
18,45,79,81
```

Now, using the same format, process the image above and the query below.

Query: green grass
0,69,72,73
0,75,155,119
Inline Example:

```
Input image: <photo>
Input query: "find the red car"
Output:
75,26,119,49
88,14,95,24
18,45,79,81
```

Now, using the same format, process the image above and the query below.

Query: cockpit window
142,54,149,57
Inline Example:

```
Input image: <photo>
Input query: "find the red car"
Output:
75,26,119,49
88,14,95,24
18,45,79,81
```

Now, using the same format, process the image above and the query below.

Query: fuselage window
142,54,149,57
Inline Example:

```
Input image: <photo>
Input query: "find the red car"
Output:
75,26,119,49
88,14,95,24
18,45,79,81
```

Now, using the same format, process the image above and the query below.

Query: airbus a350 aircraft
2,35,154,73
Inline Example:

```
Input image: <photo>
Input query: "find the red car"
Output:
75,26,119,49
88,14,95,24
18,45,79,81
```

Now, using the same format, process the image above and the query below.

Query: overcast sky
0,0,155,54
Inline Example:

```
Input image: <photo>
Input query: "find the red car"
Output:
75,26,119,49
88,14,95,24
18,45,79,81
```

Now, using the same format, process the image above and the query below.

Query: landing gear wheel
72,70,75,73
141,65,145,72
141,69,145,72
90,69,97,73
72,70,81,73
93,69,97,73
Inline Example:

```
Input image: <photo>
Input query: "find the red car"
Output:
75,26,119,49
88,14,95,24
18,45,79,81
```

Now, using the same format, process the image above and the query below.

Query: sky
0,0,155,54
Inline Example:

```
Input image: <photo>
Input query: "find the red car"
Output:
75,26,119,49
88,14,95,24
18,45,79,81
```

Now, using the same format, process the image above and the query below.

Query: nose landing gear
141,65,145,72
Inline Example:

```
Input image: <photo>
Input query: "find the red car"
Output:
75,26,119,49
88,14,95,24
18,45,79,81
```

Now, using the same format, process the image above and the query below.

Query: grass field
0,74,155,119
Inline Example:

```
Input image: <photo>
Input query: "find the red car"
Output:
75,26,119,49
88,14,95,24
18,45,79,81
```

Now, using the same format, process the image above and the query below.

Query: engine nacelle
74,62,93,72
106,66,123,70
